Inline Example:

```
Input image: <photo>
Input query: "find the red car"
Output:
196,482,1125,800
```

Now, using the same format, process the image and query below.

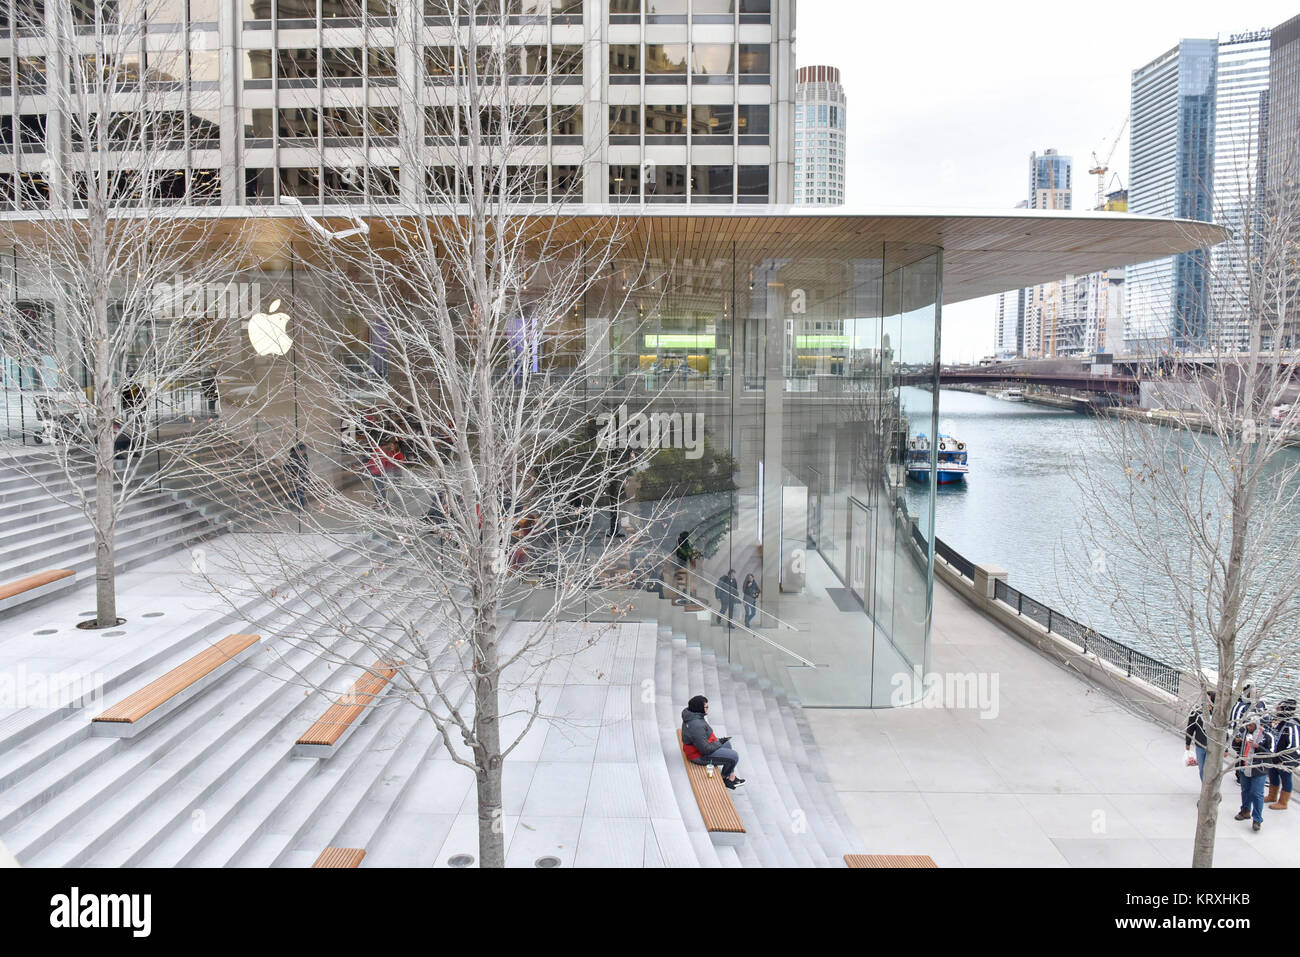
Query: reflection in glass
738,43,769,75
609,44,639,76
645,104,686,136
645,44,687,75
691,43,732,76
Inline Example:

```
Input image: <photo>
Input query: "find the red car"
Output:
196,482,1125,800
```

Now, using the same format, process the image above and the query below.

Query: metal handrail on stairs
653,578,818,670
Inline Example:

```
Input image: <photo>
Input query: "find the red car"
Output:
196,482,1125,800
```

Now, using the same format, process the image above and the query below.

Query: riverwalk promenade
807,575,1300,867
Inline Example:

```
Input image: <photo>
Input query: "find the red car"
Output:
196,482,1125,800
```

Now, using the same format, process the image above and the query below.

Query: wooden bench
0,568,75,613
676,730,745,846
312,847,366,868
92,633,262,738
844,853,938,868
293,661,398,758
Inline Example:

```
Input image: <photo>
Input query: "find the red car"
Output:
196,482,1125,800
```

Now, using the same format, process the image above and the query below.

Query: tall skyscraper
1127,39,1218,352
1024,150,1071,356
993,200,1028,357
1265,15,1300,197
1211,29,1271,351
1029,149,1072,209
793,64,846,205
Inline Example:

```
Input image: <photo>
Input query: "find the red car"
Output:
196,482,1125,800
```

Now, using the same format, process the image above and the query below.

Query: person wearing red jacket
680,695,745,790
365,439,405,503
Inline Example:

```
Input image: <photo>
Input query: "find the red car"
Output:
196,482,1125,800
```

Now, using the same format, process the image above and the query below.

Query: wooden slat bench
676,730,745,846
91,633,262,738
312,847,366,868
844,853,938,868
0,568,75,613
293,661,398,758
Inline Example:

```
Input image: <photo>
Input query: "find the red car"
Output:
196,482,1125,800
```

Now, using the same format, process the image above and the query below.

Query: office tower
1127,39,1218,352
1023,151,1071,356
793,64,846,205
0,0,795,209
1265,15,1300,197
1210,29,1271,351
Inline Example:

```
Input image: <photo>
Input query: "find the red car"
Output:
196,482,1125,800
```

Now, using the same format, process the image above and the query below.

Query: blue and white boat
906,433,969,484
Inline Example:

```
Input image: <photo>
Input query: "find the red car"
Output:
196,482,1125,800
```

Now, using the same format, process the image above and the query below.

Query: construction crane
1089,114,1129,210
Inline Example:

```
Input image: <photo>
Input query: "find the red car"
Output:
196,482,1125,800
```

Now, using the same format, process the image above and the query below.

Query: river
900,386,1300,680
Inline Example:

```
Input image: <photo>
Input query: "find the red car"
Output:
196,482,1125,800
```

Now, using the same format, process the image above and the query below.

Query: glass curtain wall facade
1127,39,1217,351
0,229,941,708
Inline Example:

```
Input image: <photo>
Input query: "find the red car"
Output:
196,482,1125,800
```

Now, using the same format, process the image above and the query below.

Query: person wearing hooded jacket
1268,698,1298,811
680,695,745,790
1232,710,1278,831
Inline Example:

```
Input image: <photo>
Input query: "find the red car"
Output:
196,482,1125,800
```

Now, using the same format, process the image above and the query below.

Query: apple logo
247,299,292,356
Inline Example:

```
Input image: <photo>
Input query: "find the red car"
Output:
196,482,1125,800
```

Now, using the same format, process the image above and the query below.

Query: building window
609,164,640,200
279,166,320,200
609,0,639,23
245,166,276,203
277,47,318,86
737,104,768,142
691,43,733,82
645,43,687,82
609,104,640,142
609,44,640,83
646,163,687,202
323,46,364,84
646,0,685,23
691,103,733,142
691,165,733,202
737,165,768,202
553,164,582,200
645,103,686,140
738,43,770,83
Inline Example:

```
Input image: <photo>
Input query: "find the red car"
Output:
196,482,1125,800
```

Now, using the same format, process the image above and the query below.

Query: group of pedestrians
1185,683,1299,832
714,569,761,629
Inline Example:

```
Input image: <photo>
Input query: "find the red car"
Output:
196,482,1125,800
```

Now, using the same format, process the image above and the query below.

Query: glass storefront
0,227,939,708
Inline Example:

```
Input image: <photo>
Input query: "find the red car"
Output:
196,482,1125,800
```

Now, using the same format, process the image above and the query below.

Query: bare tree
0,0,268,627
1062,124,1300,867
197,0,690,867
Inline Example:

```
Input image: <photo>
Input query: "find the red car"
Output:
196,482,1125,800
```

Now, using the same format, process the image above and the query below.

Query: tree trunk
93,284,117,628
1192,725,1225,868
473,612,504,868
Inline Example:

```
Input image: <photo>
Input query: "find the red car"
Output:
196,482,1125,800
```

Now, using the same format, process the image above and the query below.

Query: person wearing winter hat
1233,710,1277,832
680,695,745,789
1269,699,1298,811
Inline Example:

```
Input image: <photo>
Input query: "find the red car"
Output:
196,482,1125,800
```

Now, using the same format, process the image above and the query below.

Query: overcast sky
794,0,1298,362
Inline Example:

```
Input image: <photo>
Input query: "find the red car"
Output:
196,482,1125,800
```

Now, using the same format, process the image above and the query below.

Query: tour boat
994,388,1025,402
906,433,969,484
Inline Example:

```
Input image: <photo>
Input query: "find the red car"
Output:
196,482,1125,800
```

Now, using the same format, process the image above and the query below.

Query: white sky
794,0,1297,363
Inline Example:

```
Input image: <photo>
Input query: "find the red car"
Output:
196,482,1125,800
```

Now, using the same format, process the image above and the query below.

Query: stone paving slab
807,575,1300,868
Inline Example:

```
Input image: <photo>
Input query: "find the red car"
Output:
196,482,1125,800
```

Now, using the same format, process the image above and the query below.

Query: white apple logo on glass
248,299,292,356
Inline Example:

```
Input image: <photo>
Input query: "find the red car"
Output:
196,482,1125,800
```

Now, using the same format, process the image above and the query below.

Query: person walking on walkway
680,695,744,790
742,572,761,629
1231,683,1258,731
714,568,739,626
1185,690,1216,782
1269,698,1298,812
1233,711,1277,832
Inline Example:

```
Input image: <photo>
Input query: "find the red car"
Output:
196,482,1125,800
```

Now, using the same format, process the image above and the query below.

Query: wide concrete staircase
0,449,215,590
0,543,860,866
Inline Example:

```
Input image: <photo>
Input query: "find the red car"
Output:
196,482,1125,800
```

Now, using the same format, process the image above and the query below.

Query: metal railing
991,575,1180,696
653,576,817,669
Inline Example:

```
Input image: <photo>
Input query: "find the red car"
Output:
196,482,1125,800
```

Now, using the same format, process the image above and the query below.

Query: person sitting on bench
681,695,745,790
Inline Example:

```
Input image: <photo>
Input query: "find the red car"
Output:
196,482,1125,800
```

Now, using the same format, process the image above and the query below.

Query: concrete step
0,557,366,850
653,631,720,868
18,569,411,866
0,509,213,584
